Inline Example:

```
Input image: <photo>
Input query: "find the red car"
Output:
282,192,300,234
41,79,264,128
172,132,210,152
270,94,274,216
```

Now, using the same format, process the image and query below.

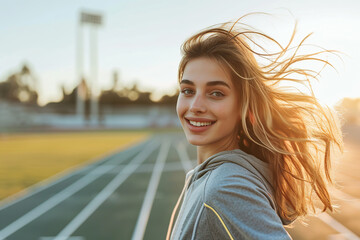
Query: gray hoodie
169,148,293,240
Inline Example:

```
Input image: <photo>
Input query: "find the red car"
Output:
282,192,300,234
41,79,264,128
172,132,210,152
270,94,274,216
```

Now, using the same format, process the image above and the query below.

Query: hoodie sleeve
203,163,292,240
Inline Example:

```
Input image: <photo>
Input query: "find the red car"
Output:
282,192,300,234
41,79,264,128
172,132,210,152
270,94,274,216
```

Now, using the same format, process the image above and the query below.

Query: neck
196,137,239,164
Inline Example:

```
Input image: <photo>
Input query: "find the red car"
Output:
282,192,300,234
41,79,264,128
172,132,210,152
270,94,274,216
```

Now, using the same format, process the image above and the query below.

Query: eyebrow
180,79,231,89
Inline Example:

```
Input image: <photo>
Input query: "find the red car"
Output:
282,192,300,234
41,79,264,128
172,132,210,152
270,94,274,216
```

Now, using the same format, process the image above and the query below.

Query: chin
185,135,209,146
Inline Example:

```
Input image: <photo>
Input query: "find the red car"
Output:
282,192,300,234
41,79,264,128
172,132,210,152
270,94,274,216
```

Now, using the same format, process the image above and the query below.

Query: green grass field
0,130,152,202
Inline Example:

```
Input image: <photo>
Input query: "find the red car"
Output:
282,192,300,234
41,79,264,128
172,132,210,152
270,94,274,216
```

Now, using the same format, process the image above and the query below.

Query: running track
0,130,359,240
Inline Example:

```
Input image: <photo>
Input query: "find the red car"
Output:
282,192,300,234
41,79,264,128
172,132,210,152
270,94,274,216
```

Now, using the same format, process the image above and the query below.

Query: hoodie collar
190,148,273,187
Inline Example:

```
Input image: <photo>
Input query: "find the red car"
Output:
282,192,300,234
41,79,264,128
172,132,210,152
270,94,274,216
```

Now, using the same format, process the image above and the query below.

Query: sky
0,0,359,106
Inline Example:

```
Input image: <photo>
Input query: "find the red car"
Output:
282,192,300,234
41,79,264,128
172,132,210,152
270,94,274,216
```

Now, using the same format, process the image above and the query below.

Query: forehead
182,57,233,86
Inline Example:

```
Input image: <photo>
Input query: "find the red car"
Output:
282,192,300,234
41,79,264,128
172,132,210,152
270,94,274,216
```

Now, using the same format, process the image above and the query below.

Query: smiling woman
167,13,344,240
177,57,241,159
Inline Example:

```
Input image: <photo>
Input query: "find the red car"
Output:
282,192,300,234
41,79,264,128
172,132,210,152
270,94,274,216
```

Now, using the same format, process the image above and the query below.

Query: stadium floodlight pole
90,23,99,126
76,18,85,120
77,10,103,126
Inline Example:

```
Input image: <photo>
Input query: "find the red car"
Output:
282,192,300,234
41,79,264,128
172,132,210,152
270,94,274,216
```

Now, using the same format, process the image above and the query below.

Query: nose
189,93,207,114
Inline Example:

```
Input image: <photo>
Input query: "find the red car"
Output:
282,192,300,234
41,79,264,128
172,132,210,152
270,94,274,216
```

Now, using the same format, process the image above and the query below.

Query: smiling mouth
185,118,216,127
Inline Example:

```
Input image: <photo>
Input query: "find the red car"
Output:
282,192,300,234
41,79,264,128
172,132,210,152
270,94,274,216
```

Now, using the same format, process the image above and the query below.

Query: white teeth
189,120,213,127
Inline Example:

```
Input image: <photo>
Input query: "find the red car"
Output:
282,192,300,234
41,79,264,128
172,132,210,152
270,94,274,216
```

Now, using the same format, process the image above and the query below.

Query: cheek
214,101,238,121
176,96,185,118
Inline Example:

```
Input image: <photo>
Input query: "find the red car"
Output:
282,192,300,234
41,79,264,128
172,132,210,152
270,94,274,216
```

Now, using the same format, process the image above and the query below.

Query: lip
185,118,216,133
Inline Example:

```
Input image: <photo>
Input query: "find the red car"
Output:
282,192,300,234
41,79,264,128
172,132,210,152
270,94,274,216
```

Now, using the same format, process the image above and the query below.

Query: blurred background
0,0,359,130
0,0,360,239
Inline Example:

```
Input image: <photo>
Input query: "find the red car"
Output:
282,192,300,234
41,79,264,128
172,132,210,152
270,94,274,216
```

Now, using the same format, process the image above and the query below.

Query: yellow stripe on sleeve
204,203,234,240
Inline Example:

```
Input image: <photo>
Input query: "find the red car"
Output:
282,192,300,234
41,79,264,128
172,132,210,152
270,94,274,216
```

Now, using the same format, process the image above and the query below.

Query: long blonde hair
177,13,344,223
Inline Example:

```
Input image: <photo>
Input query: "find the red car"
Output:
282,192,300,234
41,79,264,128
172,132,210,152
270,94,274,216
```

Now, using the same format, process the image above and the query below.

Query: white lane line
52,140,159,240
175,141,194,173
0,137,150,211
131,140,171,240
0,165,114,240
317,212,360,240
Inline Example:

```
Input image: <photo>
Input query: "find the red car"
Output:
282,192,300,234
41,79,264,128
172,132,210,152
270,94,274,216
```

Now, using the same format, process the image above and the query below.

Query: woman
167,13,343,240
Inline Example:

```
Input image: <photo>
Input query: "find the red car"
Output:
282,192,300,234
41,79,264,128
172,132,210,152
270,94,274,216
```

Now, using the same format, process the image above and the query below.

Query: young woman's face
176,57,241,149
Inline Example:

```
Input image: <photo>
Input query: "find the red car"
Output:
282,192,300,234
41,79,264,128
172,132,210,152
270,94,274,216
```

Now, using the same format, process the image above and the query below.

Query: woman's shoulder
206,161,269,191
203,162,276,209
205,149,275,193
207,161,254,183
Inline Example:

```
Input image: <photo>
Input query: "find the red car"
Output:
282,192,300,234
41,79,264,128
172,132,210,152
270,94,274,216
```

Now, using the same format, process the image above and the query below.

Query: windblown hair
177,13,344,222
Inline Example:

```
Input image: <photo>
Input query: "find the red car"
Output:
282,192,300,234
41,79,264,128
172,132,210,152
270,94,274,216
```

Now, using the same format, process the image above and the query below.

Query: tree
0,63,38,104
